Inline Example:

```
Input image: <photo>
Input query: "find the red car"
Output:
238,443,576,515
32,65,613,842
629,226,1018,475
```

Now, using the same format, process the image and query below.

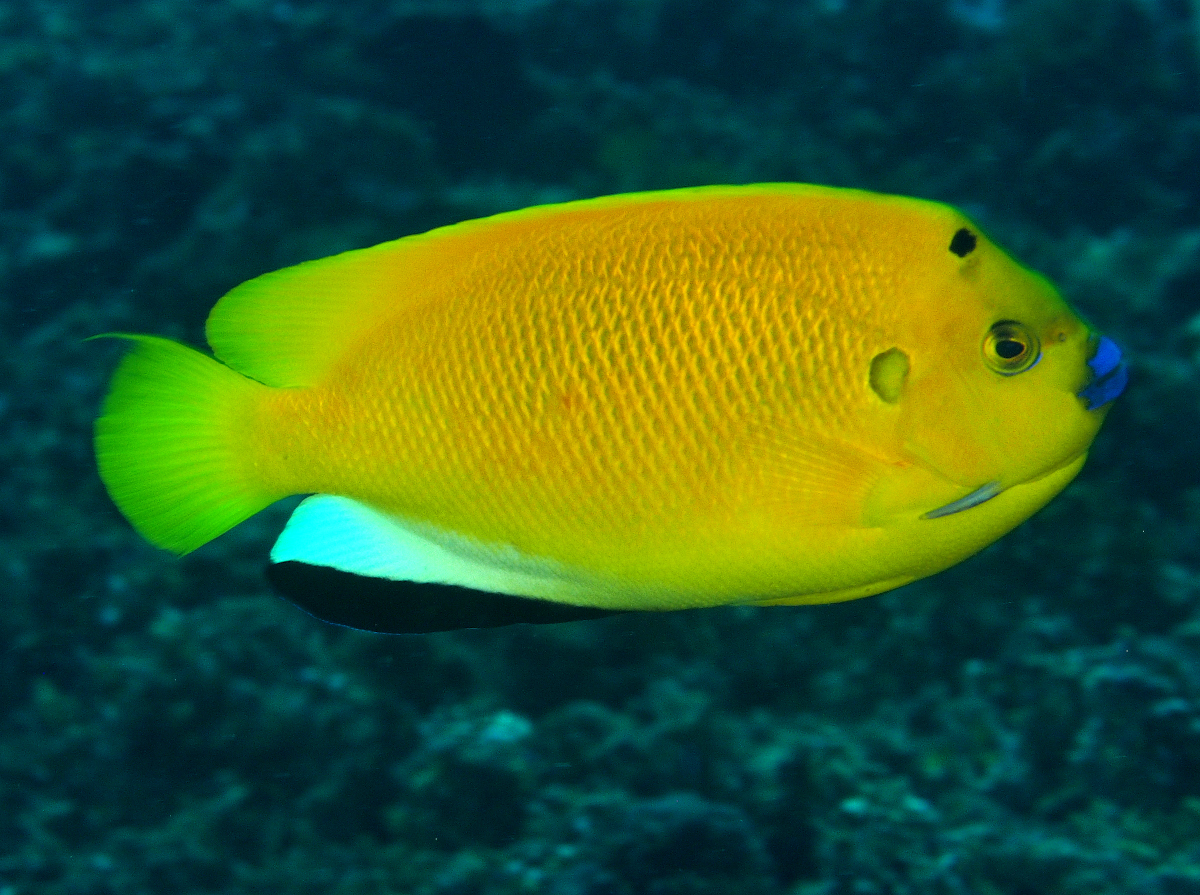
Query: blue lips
1078,335,1128,410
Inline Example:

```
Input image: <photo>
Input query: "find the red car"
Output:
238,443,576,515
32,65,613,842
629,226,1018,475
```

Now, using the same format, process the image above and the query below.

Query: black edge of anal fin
267,561,623,634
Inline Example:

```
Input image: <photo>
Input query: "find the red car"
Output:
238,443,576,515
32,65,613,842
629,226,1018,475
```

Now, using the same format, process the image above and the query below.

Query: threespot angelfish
94,184,1126,633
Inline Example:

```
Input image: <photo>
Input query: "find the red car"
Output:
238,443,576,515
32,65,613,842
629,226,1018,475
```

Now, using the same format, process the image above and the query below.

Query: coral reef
4,0,1200,891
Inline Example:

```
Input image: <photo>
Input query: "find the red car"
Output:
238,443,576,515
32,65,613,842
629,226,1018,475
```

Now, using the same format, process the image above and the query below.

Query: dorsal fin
203,184,854,387
204,238,434,387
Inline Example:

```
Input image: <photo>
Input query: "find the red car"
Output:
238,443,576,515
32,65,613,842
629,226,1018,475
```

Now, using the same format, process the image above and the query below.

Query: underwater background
4,0,1199,891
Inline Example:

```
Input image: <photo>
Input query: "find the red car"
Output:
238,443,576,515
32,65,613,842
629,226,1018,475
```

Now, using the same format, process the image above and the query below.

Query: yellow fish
94,184,1126,633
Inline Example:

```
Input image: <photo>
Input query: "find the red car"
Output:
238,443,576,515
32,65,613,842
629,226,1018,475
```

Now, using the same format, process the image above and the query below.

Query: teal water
3,1,1198,892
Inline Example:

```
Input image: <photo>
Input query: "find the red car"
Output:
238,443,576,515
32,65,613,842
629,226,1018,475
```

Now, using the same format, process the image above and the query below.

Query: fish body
95,185,1123,631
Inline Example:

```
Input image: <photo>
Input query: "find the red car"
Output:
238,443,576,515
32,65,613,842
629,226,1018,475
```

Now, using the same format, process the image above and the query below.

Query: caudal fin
94,335,282,554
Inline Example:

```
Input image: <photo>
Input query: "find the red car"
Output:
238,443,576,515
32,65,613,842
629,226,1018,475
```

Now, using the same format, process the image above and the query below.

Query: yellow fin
204,184,885,388
204,240,431,388
739,422,885,529
94,335,280,553
752,576,914,606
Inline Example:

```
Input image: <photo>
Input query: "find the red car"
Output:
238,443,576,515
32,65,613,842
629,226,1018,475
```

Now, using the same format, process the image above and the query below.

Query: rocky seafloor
4,0,1200,892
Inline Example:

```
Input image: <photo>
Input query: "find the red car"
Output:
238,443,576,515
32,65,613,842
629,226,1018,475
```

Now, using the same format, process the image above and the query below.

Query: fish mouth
1077,335,1127,410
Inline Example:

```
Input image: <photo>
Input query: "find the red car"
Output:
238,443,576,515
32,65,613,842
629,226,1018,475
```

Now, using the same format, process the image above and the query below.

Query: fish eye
983,320,1040,375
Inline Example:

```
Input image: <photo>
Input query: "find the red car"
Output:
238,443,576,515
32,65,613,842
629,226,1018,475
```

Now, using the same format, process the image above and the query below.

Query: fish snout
1078,335,1127,410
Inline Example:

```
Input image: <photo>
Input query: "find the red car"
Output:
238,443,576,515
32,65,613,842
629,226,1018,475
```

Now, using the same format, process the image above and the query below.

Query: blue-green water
4,1,1199,892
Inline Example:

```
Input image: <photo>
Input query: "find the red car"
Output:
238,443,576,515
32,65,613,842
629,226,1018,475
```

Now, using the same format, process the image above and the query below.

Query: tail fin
94,335,282,554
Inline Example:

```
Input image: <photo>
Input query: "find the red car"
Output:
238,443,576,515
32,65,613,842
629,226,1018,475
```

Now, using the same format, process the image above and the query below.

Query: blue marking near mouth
1078,335,1128,410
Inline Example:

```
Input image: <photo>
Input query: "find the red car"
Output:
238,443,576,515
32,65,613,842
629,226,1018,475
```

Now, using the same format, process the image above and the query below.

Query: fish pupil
949,228,977,257
996,339,1025,360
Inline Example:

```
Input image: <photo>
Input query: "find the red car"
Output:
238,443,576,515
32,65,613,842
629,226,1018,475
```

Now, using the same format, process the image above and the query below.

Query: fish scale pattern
304,194,907,574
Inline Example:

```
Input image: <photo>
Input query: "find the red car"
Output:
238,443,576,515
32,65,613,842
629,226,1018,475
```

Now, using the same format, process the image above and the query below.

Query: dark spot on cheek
949,228,977,258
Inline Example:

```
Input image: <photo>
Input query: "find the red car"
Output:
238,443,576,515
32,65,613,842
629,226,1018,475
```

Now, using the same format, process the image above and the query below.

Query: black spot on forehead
949,228,977,258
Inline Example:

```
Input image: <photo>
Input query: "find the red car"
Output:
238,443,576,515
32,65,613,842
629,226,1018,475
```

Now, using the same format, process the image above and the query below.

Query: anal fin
267,562,618,633
267,495,622,633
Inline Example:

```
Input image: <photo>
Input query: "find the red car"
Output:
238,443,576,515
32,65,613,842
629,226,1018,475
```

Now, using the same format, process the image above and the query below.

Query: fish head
888,217,1124,510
